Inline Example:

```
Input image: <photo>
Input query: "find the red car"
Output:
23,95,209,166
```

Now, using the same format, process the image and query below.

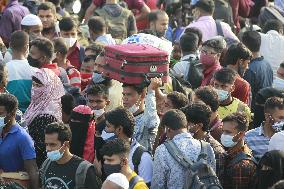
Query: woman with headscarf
256,150,284,189
23,68,65,166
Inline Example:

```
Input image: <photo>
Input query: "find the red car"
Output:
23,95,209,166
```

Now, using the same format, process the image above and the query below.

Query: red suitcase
103,44,169,84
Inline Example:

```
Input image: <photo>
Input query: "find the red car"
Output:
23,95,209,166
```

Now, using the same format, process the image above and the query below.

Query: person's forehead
87,94,105,100
222,121,237,131
45,133,60,142
30,45,41,55
157,13,169,21
123,86,137,94
38,9,54,16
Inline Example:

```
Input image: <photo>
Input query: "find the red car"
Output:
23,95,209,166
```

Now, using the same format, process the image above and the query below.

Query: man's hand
148,77,162,91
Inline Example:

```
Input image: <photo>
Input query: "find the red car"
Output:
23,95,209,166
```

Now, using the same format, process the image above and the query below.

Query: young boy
59,17,85,70
80,54,96,91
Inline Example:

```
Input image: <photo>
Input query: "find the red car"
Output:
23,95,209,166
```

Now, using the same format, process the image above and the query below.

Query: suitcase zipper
106,59,168,66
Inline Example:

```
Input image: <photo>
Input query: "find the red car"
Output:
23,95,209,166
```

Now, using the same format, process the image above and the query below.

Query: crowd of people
1,0,284,188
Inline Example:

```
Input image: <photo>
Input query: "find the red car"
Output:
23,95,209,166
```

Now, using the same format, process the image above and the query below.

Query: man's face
105,120,116,133
277,67,284,80
38,9,56,29
94,55,105,73
151,13,169,37
87,94,109,110
80,60,95,74
161,97,174,114
0,105,11,127
237,59,250,77
266,108,284,124
60,28,77,38
213,80,234,93
222,121,240,139
29,45,44,62
122,87,140,109
103,154,121,165
45,133,65,153
29,25,43,36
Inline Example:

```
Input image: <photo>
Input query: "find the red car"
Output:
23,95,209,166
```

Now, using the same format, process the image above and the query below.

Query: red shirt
232,75,251,105
67,42,82,70
65,60,81,89
136,0,157,30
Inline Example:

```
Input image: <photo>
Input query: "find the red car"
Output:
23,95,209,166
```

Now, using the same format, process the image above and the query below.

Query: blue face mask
215,89,229,102
47,146,64,161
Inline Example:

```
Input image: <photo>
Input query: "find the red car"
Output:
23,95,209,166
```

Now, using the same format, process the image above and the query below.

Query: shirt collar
196,16,214,22
267,30,281,35
172,132,192,140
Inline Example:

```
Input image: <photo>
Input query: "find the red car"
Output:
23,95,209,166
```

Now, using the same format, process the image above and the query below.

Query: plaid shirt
223,145,257,189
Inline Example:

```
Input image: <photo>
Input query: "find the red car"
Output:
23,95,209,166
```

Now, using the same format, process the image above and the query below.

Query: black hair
53,37,68,55
194,0,215,14
86,84,109,99
222,112,248,132
280,62,284,69
224,43,252,66
213,68,237,84
10,31,29,52
160,109,187,130
263,19,283,34
61,93,75,115
122,83,147,95
256,87,284,105
38,2,56,15
195,86,219,112
45,122,72,144
46,0,60,7
100,138,130,157
148,10,167,23
181,102,212,132
184,27,203,46
105,107,135,138
167,91,188,109
30,37,54,60
88,16,106,34
59,17,77,32
180,32,199,53
0,93,18,115
242,31,261,52
264,97,284,113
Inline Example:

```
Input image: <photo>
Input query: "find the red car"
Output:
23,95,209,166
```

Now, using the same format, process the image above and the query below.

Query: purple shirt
0,0,29,45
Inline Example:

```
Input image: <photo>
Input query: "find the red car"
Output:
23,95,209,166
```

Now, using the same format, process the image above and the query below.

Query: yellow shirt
218,98,252,123
127,171,149,189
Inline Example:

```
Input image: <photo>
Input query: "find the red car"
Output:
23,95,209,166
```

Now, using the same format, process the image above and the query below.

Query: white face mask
221,134,237,148
128,104,140,114
64,37,77,49
273,77,284,90
93,108,105,118
272,121,284,131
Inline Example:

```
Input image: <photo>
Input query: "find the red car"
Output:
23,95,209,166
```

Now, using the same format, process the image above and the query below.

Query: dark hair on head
0,93,18,115
194,0,215,14
38,2,56,15
45,122,72,144
100,138,130,157
214,68,237,84
85,44,103,57
224,43,252,66
46,0,60,7
256,87,284,105
270,180,284,189
242,31,261,52
122,83,147,95
180,32,199,53
184,27,203,46
30,37,54,60
264,97,284,113
148,10,168,23
181,102,212,131
195,86,219,112
53,37,68,55
61,93,75,115
167,92,188,109
222,112,248,132
160,109,187,130
105,107,135,138
202,37,226,53
280,62,284,69
88,16,106,34
86,84,109,99
10,31,29,52
263,19,283,34
59,17,77,32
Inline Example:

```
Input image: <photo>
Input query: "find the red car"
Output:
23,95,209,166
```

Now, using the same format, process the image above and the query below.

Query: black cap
193,0,215,14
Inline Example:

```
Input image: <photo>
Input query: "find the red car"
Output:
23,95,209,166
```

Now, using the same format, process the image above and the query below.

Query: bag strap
40,159,52,187
75,160,93,189
228,152,257,167
129,175,143,189
215,20,224,37
132,146,146,175
79,46,85,64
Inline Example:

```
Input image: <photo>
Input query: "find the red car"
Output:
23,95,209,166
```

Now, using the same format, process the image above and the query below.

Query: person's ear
120,157,128,167
106,99,110,106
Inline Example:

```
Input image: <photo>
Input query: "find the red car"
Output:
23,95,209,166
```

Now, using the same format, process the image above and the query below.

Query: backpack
227,151,257,167
95,7,131,42
164,140,223,189
185,57,204,90
215,20,238,47
40,158,99,189
129,175,144,189
132,145,152,175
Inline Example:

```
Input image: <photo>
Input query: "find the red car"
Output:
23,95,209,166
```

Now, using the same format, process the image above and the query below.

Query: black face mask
103,163,121,177
27,55,41,68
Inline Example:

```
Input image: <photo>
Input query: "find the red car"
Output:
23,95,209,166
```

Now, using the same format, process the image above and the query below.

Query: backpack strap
197,140,209,161
132,146,146,175
75,160,93,189
79,46,85,65
129,175,143,189
215,20,224,37
39,159,52,187
228,152,257,167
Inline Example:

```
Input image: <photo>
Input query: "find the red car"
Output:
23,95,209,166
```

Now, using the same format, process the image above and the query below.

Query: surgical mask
27,55,41,68
215,89,229,102
128,103,139,114
272,121,284,131
221,134,237,148
92,72,105,84
103,163,121,177
64,37,77,49
47,146,64,161
93,108,105,118
200,53,217,67
273,77,284,90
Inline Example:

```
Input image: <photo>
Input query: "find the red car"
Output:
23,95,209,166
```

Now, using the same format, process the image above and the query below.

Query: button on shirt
183,16,239,42
0,123,36,172
151,132,216,189
172,54,198,79
0,0,29,44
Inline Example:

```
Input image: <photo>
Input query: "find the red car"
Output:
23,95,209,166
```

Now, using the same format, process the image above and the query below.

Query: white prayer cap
106,173,129,189
268,131,284,151
21,14,42,26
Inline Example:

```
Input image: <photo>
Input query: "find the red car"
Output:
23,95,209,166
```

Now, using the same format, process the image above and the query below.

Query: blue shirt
0,123,36,172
